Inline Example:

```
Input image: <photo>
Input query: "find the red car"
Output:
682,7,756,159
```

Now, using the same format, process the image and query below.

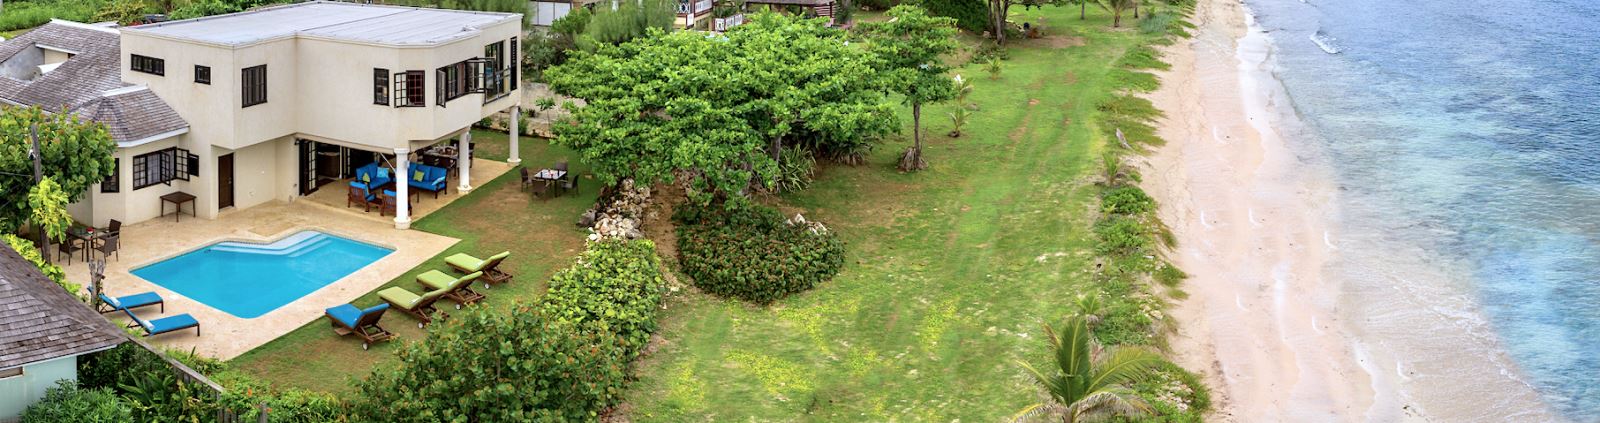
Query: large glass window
242,65,267,107
483,41,507,100
131,148,193,190
393,70,424,107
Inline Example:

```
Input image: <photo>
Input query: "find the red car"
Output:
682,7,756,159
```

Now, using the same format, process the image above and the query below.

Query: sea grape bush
675,204,845,305
540,239,666,361
1102,185,1157,215
352,305,628,422
21,381,132,423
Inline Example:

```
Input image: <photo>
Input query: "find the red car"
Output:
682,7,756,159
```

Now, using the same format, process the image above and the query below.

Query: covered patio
293,127,522,228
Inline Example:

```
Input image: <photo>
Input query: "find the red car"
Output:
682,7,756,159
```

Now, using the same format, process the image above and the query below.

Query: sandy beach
1142,0,1398,420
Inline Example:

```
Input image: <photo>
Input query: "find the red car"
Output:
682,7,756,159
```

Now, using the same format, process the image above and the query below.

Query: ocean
1244,0,1600,420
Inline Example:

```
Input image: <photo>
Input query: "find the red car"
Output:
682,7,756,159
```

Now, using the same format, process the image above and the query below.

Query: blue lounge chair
123,308,200,337
325,303,394,350
92,287,163,314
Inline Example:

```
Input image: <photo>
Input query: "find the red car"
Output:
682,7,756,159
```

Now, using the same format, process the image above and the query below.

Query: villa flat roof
125,1,519,47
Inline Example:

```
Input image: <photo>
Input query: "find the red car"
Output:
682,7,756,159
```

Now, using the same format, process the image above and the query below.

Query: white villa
0,1,526,230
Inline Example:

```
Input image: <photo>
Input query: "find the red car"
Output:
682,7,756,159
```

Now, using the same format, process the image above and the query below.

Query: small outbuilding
0,248,126,420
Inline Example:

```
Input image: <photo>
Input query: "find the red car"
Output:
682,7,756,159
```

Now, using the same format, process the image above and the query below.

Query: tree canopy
0,106,116,232
861,5,960,170
547,13,897,203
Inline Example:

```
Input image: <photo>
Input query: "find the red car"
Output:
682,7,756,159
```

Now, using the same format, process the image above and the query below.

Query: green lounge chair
378,285,450,328
417,270,485,307
444,251,511,286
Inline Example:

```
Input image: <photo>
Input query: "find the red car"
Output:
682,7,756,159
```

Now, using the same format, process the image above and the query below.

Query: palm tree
1097,0,1137,27
1014,316,1162,423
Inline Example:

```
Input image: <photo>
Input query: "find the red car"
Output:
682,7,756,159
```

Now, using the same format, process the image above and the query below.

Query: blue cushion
100,293,121,309
146,314,198,335
117,292,162,308
326,304,362,327
363,303,390,315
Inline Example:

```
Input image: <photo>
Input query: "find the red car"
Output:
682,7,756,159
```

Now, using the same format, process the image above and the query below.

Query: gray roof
0,247,126,370
127,1,520,47
0,22,189,145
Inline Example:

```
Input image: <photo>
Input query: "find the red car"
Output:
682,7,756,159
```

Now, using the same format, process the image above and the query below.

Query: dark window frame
509,37,519,91
194,65,210,84
374,68,390,106
131,54,164,76
101,158,120,193
393,70,425,107
131,148,193,190
241,65,267,108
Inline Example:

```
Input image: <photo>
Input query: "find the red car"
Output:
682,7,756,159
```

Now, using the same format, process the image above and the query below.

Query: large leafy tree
862,5,960,171
0,106,116,233
547,14,895,202
1015,315,1161,423
988,0,1071,44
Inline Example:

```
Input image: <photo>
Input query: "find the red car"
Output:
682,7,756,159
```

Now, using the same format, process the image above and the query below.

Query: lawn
229,129,599,392
622,8,1151,421
230,5,1171,419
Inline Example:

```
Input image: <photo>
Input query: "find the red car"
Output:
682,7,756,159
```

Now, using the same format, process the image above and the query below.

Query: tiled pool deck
60,201,458,359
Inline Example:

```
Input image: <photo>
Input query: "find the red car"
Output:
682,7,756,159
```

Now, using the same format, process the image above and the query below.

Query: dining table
66,225,109,263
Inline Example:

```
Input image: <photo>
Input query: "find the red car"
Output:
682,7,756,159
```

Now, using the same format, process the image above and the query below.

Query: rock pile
583,179,652,241
786,213,830,236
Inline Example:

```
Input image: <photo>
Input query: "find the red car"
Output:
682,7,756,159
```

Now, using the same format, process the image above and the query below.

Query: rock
578,209,596,227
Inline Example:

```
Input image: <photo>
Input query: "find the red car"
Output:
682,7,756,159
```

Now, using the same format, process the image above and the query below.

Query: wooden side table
160,192,197,222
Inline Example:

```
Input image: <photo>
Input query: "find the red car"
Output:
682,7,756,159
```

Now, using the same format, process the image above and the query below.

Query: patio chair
417,270,485,307
325,303,395,350
519,168,533,192
56,239,82,265
553,160,568,172
123,308,200,337
348,182,378,212
380,190,398,217
106,219,122,236
92,287,163,314
559,173,579,196
95,234,119,262
378,284,450,328
444,251,512,286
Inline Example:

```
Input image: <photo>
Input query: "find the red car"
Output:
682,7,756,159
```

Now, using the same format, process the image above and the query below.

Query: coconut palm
1097,0,1137,27
1014,316,1162,423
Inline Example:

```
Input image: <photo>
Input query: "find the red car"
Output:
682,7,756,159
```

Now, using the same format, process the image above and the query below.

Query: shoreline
1141,0,1401,420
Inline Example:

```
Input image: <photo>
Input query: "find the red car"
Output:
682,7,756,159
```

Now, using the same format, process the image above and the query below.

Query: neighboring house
0,247,127,420
0,1,524,230
530,0,599,26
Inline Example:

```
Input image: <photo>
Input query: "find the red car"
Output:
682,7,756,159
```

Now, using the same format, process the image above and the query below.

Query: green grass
228,129,599,393
624,7,1169,421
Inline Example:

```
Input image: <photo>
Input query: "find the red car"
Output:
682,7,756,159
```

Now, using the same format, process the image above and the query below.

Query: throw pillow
414,170,425,182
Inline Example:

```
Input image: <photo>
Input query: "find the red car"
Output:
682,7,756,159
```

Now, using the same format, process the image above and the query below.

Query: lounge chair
123,308,200,337
417,270,485,307
443,251,512,286
93,288,163,314
378,285,450,328
325,303,395,350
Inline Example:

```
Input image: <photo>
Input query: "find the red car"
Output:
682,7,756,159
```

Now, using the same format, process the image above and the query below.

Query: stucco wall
0,355,77,421
66,136,191,227
228,136,285,210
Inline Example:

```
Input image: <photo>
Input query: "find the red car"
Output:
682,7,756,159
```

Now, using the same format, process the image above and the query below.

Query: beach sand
1141,0,1412,420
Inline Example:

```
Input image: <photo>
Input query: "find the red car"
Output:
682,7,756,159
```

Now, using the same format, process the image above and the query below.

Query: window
195,65,210,84
241,65,267,107
0,367,21,379
374,68,390,106
509,37,518,91
131,148,193,190
393,70,424,107
483,41,507,101
131,54,164,76
101,158,119,193
436,60,485,107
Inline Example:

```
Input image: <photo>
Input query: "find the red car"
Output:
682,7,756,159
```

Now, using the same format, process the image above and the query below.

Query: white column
508,106,521,165
393,148,411,230
457,132,472,193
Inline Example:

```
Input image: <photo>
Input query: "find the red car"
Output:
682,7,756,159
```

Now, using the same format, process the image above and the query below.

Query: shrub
21,380,132,423
920,0,988,32
675,204,845,305
856,0,895,11
167,0,241,20
540,239,665,361
1094,215,1151,257
772,147,816,193
352,305,628,422
0,0,104,32
1102,186,1156,215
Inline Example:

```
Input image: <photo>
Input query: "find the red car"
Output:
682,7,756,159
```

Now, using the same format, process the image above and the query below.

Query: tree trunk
769,133,783,163
899,104,927,171
1113,11,1121,27
28,125,49,263
1080,2,1085,20
992,0,1007,44
1133,1,1139,19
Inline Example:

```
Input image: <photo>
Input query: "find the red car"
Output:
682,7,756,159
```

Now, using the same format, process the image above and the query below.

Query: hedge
675,204,845,305
920,0,990,33
540,239,666,361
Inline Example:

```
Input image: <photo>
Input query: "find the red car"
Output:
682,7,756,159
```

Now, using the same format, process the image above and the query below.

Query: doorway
218,153,235,209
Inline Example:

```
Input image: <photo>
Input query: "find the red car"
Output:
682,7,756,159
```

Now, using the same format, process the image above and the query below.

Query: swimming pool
132,231,393,318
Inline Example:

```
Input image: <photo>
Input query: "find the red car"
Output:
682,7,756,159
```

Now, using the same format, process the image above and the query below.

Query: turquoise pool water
132,231,392,318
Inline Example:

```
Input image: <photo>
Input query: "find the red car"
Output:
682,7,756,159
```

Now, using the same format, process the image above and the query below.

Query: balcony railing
713,13,744,32
676,0,712,15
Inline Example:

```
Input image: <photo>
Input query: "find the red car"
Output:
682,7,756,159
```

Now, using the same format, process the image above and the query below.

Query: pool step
209,231,332,257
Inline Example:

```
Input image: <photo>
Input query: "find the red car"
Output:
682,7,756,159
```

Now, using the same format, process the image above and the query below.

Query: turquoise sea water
1247,0,1600,419
132,231,392,319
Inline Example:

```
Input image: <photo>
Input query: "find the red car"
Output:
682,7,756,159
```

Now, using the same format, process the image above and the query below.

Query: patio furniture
380,190,398,217
348,181,379,212
406,164,449,199
559,173,579,195
378,285,451,328
105,219,122,237
123,308,200,337
417,270,485,306
532,169,566,198
64,225,107,263
93,288,164,314
325,303,395,350
355,162,393,189
56,238,83,264
159,191,196,222
444,251,512,286
95,234,120,262
519,168,534,192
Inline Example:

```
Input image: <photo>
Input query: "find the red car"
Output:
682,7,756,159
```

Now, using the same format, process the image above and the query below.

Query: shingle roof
0,21,189,145
0,247,126,370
